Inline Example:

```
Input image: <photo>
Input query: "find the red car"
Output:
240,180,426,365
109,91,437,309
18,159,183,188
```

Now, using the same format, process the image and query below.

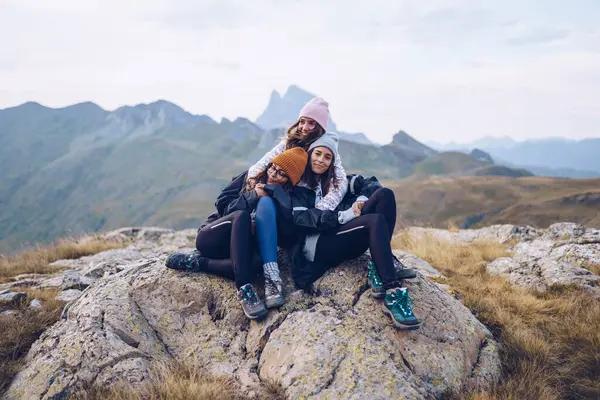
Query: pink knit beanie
298,97,329,131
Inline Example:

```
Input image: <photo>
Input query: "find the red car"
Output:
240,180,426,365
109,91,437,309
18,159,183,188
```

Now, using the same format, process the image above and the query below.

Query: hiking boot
165,250,207,271
367,261,386,299
237,284,268,320
393,256,417,280
383,287,420,330
264,278,285,308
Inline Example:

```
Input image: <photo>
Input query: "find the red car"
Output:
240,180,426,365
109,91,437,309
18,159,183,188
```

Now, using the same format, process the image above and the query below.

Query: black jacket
200,171,294,240
338,174,382,211
288,174,383,290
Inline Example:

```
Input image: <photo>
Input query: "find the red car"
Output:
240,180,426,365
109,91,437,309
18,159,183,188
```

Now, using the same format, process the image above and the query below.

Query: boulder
5,234,500,399
0,290,27,307
55,289,83,302
408,223,600,295
29,299,43,309
407,224,539,245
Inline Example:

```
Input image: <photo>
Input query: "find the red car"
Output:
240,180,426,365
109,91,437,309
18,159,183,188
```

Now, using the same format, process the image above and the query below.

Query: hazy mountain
427,136,519,151
0,96,535,253
256,85,338,132
255,85,378,146
470,149,494,164
0,99,438,253
483,138,600,173
427,137,600,178
389,131,438,158
411,151,532,178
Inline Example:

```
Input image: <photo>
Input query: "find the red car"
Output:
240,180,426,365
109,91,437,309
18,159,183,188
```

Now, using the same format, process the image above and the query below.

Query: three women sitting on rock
165,97,420,329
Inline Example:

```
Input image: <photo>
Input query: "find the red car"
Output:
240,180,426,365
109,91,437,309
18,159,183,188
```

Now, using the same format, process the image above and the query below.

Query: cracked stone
5,228,501,400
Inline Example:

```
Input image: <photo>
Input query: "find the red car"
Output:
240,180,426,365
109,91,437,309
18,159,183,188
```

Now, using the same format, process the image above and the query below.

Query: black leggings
314,188,398,285
195,210,259,289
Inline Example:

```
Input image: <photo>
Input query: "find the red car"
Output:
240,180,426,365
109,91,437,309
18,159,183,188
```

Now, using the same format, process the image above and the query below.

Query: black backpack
337,174,382,211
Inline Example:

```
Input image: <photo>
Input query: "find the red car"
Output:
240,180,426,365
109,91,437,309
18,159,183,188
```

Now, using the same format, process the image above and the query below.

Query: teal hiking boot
238,283,268,320
165,250,207,271
367,261,386,299
383,287,420,330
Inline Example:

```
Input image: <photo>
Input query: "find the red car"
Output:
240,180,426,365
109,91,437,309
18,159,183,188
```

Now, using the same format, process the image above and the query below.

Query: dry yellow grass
0,235,126,282
388,176,600,229
392,232,600,399
586,263,600,275
0,235,127,395
0,288,65,394
76,360,286,400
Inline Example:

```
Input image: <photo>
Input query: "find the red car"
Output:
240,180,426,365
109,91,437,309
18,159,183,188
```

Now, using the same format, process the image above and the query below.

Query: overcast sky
1,0,599,144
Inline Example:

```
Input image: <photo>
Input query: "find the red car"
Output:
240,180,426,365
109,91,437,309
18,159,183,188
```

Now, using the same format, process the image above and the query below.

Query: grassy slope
387,176,600,229
393,232,600,399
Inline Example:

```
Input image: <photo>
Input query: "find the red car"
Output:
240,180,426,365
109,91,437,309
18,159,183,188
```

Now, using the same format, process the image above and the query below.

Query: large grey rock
5,234,500,399
0,290,27,306
55,289,83,302
407,224,539,245
29,299,43,309
409,223,600,295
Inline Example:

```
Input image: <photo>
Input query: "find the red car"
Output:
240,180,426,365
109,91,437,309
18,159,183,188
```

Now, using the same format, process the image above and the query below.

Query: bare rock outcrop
409,223,600,295
5,227,500,399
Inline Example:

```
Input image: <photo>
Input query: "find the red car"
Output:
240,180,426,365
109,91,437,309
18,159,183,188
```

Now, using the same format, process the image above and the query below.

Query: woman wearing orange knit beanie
165,148,308,320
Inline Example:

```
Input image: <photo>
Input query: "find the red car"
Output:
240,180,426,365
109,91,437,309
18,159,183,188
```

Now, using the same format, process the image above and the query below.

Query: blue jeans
255,196,278,264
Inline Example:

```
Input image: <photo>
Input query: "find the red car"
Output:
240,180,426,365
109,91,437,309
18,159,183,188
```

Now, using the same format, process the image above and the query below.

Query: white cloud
0,0,599,144
506,26,570,46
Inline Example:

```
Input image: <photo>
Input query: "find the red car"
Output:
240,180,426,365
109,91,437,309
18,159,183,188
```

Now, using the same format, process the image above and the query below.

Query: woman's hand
255,183,269,197
352,201,365,216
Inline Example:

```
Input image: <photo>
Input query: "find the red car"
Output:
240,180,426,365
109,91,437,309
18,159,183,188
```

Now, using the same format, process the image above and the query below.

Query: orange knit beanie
271,147,308,186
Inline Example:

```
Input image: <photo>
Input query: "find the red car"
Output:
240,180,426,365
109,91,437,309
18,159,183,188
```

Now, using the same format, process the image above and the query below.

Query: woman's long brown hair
300,149,340,196
284,120,325,151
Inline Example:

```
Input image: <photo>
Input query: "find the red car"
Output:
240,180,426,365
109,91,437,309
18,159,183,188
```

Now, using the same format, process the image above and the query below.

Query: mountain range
0,86,550,253
427,137,600,178
256,85,377,146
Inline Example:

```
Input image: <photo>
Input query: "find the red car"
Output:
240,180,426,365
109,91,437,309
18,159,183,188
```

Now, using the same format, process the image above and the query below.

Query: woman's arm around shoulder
247,138,287,180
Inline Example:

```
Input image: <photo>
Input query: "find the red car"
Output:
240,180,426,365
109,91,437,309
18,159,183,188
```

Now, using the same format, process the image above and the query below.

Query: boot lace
369,264,383,286
242,285,260,306
389,289,415,317
265,279,280,297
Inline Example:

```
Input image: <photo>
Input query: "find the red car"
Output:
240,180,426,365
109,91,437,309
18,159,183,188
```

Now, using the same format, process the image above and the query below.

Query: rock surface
5,227,500,399
409,223,600,295
0,289,27,306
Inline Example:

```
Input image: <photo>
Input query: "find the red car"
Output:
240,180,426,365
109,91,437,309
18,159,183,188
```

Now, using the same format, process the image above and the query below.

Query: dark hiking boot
238,284,268,320
264,278,285,308
383,287,420,330
367,261,386,299
393,256,417,280
165,250,207,272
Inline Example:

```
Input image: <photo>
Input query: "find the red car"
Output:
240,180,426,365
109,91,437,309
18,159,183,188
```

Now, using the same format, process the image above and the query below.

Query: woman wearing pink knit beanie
248,97,348,215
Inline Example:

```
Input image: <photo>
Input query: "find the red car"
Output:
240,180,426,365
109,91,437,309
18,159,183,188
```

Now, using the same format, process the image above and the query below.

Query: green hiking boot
383,287,420,330
165,250,207,271
237,284,268,320
367,261,386,299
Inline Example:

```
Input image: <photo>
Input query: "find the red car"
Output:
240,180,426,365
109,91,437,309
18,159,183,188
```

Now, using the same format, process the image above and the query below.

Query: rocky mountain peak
470,148,494,164
255,85,338,132
113,100,214,126
391,130,437,156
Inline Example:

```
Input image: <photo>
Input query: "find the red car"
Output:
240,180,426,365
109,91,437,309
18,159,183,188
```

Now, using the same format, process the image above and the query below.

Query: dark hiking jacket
199,171,295,241
288,174,383,290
